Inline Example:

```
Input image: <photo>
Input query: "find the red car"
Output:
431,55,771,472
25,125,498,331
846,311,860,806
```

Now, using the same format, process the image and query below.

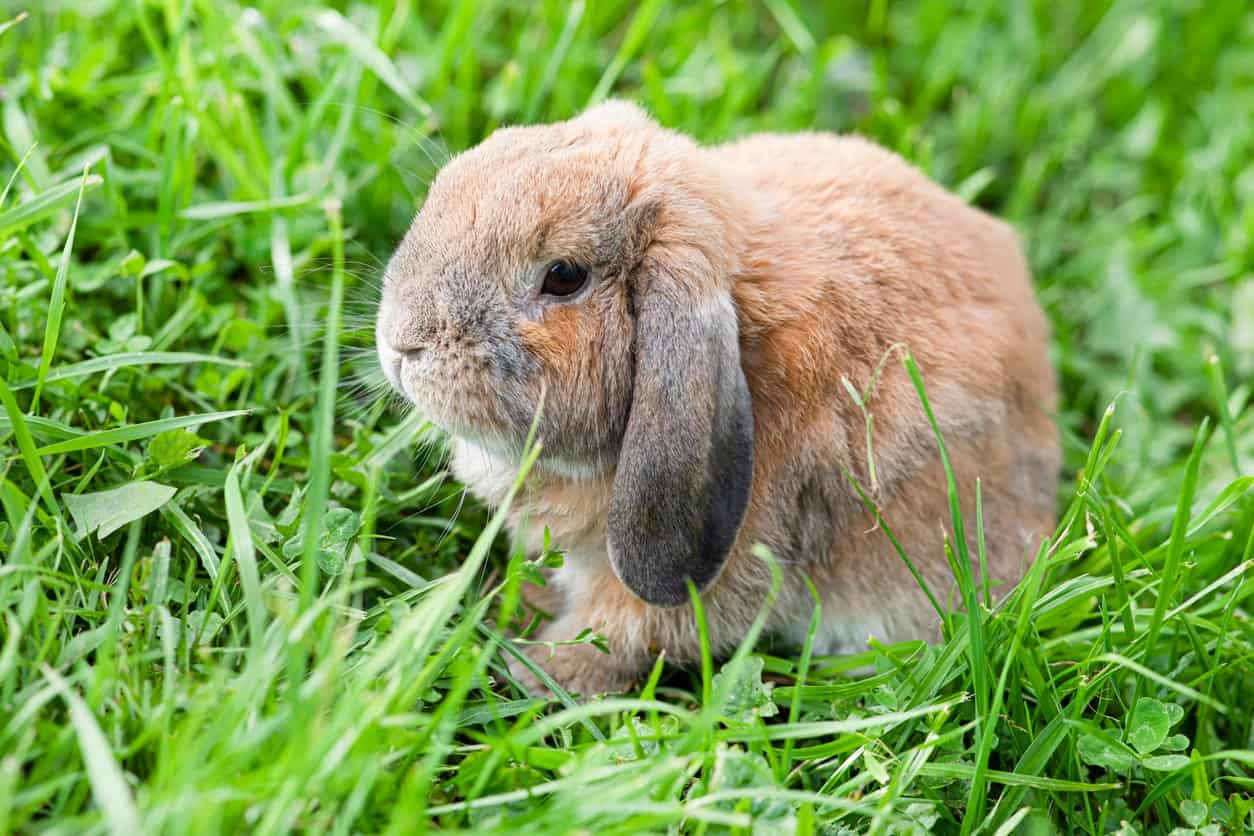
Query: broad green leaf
282,507,360,576
1161,733,1190,752
707,744,794,831
1141,754,1192,772
147,429,206,469
1127,698,1171,755
1180,799,1208,827
63,481,177,539
710,656,779,724
1077,733,1137,771
118,249,146,276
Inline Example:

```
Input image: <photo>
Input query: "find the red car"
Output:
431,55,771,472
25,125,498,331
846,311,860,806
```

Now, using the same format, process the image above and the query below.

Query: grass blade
8,351,249,390
297,201,346,614
160,503,222,580
588,0,666,103
0,174,101,238
178,193,316,220
902,355,989,711
0,378,56,512
224,456,266,649
1141,420,1210,673
32,410,251,456
41,666,143,835
32,168,92,411
313,9,433,117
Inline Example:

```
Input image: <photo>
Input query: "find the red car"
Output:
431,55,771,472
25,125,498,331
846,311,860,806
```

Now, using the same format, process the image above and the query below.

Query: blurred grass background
0,1,1251,833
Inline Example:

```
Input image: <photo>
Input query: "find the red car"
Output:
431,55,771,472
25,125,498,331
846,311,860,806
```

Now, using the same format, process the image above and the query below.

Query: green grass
1,1,1252,832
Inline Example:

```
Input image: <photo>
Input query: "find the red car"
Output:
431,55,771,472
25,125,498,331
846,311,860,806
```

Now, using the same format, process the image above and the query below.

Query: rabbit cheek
514,305,629,460
515,306,581,374
515,308,584,434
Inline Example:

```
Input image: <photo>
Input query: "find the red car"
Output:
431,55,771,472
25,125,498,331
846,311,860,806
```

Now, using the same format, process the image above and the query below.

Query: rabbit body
377,103,1059,695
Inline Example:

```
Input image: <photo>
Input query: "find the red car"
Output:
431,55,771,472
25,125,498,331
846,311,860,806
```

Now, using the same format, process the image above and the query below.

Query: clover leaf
1078,697,1192,776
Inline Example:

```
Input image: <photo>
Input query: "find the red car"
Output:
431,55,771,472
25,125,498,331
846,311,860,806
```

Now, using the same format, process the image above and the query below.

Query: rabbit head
377,101,754,605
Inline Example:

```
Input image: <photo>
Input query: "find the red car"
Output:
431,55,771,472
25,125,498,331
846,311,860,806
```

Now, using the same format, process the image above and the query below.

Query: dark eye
541,260,589,297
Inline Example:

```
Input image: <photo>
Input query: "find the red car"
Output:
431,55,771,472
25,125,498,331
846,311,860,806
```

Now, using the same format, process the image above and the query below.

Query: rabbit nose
386,342,426,386
391,342,428,372
391,340,427,358
388,277,446,342
387,317,435,357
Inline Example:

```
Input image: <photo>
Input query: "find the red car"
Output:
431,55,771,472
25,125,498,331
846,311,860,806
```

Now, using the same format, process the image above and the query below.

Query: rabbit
375,100,1060,696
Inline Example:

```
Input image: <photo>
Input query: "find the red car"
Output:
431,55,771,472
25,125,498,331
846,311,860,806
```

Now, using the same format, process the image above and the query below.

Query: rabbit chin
449,434,613,490
394,379,523,453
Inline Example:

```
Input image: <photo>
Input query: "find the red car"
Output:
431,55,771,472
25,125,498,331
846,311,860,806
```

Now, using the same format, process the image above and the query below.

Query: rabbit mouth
377,339,421,397
404,386,507,448
378,344,515,443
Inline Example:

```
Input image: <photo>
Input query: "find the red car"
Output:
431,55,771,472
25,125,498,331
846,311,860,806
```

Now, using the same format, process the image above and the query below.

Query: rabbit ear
607,269,755,606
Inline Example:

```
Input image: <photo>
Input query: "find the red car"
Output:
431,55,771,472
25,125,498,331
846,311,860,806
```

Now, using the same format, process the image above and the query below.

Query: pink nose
385,280,442,354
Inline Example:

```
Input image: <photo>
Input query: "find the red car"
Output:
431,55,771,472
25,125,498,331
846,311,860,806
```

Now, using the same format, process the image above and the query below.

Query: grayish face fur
376,102,758,607
375,120,645,470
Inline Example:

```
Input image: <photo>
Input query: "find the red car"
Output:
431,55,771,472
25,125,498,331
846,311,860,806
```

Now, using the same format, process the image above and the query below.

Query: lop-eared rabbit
376,102,1059,695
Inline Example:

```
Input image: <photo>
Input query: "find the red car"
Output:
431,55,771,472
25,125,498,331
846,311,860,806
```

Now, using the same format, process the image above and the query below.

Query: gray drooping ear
607,278,755,606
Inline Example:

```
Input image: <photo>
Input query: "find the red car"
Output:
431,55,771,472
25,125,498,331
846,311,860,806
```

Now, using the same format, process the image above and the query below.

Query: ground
0,1,1251,833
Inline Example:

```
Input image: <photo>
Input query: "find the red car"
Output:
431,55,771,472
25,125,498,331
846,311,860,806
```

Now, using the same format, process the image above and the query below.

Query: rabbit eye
541,260,589,297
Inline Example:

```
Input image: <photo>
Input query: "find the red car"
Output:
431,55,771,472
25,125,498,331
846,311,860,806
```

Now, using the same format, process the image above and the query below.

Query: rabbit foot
506,627,641,698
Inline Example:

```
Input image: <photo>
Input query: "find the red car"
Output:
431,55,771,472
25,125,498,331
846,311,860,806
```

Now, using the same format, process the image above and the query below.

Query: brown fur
376,102,1060,695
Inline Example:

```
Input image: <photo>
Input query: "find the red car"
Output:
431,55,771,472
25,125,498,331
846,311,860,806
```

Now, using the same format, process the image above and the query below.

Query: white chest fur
450,438,616,596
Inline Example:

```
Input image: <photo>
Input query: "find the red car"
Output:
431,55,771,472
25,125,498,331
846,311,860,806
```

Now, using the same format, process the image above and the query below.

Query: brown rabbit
376,101,1060,695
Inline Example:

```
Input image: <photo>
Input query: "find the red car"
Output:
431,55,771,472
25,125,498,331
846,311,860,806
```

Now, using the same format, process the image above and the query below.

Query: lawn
1,0,1252,833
